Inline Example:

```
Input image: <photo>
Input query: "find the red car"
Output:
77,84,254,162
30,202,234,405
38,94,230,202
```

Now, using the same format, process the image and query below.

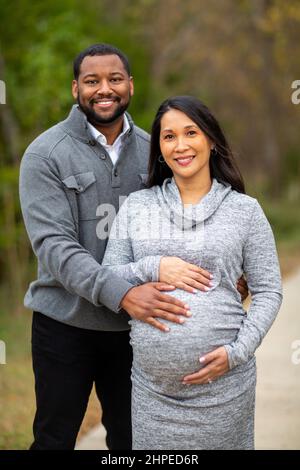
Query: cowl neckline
154,177,232,228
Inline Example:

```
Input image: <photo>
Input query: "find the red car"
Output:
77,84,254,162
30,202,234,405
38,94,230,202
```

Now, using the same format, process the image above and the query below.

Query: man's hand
159,257,213,293
120,283,191,332
237,276,249,302
182,346,229,385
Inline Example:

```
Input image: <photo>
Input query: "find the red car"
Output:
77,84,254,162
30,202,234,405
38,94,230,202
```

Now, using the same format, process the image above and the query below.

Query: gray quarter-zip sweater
19,105,151,330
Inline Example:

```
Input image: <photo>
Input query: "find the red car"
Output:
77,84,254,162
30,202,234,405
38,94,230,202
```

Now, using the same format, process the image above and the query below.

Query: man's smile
92,98,119,109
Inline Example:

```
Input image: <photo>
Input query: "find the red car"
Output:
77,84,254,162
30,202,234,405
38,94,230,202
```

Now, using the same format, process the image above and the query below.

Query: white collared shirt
87,114,130,166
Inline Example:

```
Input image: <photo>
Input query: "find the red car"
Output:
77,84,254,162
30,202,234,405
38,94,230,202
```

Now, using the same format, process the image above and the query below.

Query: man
19,43,247,450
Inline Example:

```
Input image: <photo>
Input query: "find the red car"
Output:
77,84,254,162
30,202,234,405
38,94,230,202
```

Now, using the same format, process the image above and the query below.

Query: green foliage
0,0,155,143
0,0,299,298
263,199,300,243
0,0,300,449
282,148,300,190
0,0,157,310
0,0,299,295
0,167,21,265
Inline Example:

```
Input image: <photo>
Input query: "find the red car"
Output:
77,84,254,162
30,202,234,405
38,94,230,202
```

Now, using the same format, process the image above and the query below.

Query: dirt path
255,267,300,449
76,268,300,450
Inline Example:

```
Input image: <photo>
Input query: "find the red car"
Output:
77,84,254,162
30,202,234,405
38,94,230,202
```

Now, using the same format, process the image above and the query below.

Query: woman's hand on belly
181,346,229,385
159,257,213,293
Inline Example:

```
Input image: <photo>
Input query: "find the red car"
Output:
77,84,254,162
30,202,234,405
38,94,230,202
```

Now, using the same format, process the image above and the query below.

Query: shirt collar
87,114,130,147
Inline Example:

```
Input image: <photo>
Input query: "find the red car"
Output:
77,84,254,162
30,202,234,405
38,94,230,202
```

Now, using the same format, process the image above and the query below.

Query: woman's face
159,108,213,182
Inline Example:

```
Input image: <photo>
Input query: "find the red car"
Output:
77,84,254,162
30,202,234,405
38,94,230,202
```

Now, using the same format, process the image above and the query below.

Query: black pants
30,311,132,450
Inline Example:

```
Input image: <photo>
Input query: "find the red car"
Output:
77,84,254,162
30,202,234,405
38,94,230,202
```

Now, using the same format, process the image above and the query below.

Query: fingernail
210,274,214,279
204,287,210,292
179,318,185,324
165,327,170,332
199,356,205,363
209,281,213,287
186,310,192,317
184,304,190,309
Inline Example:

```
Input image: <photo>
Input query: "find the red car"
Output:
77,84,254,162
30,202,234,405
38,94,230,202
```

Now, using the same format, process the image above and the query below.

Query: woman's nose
175,136,189,152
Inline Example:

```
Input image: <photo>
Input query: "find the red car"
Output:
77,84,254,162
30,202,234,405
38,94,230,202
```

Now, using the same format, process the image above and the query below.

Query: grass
0,302,102,450
0,308,34,449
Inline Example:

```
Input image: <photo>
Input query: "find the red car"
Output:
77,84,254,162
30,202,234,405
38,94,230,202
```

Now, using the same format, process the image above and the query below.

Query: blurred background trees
0,0,300,312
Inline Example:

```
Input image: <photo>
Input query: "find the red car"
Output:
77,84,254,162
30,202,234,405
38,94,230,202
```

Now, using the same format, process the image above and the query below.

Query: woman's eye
187,130,197,136
164,134,174,140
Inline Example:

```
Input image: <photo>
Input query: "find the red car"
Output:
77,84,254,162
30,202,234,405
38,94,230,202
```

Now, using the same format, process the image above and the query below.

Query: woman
102,96,282,450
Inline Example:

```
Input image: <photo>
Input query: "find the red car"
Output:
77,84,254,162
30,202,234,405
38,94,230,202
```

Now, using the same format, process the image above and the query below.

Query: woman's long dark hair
147,95,245,194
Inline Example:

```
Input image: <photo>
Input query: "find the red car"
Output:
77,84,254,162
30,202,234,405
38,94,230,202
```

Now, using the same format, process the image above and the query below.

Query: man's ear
129,77,134,97
72,80,78,100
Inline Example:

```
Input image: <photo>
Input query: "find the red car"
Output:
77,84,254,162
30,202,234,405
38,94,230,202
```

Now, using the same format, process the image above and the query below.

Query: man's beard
77,92,130,126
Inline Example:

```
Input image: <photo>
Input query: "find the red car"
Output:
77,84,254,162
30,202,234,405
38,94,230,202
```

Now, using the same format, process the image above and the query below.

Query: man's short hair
73,43,131,79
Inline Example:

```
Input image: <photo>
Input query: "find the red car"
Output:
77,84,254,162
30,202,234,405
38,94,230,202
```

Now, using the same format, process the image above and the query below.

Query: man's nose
96,80,112,95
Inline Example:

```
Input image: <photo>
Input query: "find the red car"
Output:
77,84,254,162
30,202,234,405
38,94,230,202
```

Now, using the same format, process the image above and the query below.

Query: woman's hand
159,257,213,293
182,346,229,385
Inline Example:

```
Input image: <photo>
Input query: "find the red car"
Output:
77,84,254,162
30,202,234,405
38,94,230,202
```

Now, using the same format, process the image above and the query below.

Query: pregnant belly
130,289,245,383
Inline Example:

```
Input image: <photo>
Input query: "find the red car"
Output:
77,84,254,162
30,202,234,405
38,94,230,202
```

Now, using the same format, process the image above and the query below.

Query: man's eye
86,80,98,85
110,78,122,82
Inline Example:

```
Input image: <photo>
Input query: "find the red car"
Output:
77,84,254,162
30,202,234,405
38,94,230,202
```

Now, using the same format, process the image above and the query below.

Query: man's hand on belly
120,283,192,333
182,346,229,385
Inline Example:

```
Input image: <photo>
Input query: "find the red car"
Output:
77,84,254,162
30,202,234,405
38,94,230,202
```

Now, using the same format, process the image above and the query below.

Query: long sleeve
19,153,133,313
224,200,283,369
102,195,161,284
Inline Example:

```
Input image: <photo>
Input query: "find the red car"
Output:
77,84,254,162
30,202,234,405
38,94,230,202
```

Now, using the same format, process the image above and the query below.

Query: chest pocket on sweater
62,171,99,221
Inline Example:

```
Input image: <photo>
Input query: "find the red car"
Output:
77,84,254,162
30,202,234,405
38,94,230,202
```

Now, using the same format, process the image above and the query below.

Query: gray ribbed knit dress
102,178,282,450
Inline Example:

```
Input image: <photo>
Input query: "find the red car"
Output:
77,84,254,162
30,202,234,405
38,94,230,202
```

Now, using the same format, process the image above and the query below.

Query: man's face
72,54,134,127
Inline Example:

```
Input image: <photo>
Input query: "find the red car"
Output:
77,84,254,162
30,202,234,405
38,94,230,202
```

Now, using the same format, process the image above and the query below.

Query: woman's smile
174,155,195,167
